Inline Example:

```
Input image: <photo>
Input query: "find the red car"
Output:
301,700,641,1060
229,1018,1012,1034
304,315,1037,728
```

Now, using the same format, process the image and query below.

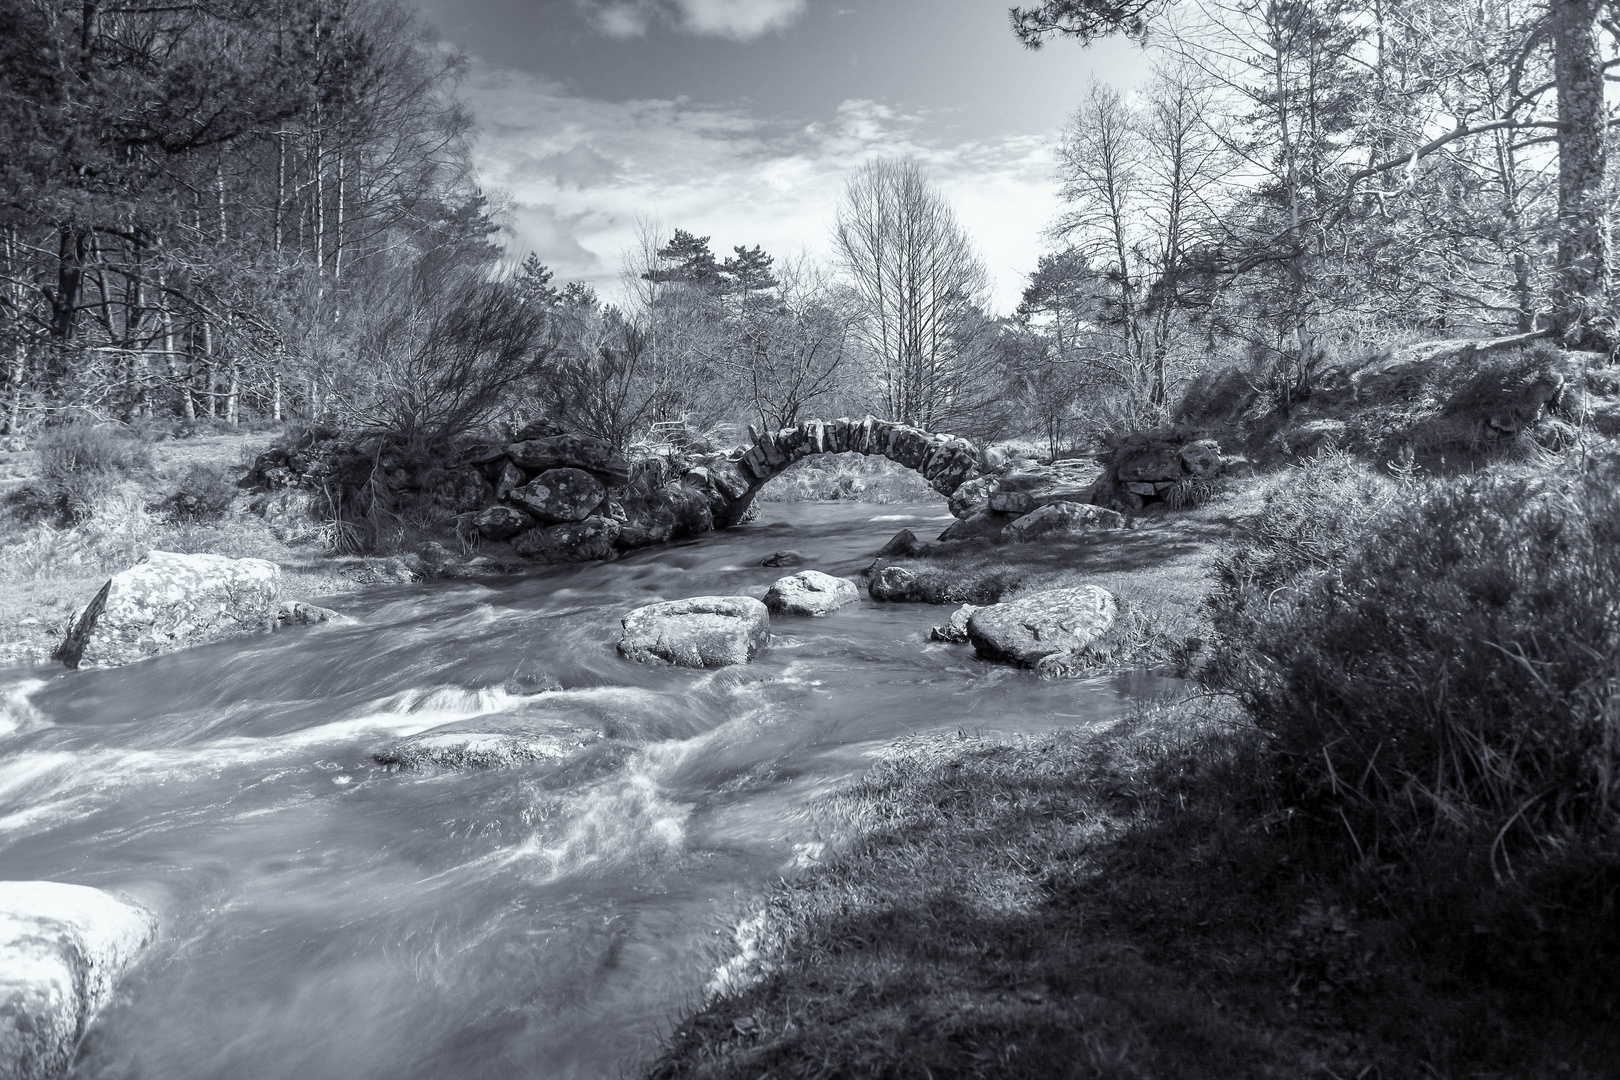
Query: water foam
0,678,48,739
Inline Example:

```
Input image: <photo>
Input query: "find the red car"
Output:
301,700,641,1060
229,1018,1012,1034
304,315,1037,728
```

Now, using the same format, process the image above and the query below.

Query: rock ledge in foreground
0,881,157,1080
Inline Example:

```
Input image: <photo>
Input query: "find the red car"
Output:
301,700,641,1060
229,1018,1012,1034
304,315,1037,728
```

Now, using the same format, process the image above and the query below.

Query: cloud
675,0,805,39
466,66,1062,312
575,0,806,41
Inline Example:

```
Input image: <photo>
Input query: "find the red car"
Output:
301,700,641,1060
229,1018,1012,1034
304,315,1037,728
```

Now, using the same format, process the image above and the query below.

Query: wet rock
506,435,630,487
875,529,924,557
512,516,621,563
937,510,1012,543
967,586,1117,668
474,504,535,541
761,550,806,568
764,570,860,616
929,603,979,643
56,551,280,670
502,666,563,695
615,499,678,549
866,565,972,604
374,724,595,770
0,881,157,1080
618,596,770,667
276,601,348,627
1003,502,1125,542
507,468,607,524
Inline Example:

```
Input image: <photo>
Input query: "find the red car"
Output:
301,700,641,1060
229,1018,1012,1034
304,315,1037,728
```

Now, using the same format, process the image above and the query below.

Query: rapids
0,501,1166,1079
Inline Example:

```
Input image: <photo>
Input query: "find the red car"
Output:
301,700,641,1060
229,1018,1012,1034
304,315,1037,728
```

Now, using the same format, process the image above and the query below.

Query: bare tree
1056,70,1225,420
724,254,854,428
833,157,1002,433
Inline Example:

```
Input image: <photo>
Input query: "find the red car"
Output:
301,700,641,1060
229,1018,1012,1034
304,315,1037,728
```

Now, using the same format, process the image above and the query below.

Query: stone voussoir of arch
690,417,985,528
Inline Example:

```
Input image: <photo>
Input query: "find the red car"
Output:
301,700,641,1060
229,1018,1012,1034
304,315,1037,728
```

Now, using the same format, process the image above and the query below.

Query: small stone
765,570,860,616
276,600,348,627
762,550,806,567
875,529,923,557
928,603,979,643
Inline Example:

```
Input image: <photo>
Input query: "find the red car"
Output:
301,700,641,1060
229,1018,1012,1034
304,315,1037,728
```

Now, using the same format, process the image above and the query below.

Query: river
0,500,1163,1079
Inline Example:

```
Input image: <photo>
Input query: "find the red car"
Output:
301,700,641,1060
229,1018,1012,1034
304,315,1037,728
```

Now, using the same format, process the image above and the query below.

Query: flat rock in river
374,721,597,770
764,570,860,616
967,586,1118,668
618,596,770,667
0,881,156,1080
55,551,280,669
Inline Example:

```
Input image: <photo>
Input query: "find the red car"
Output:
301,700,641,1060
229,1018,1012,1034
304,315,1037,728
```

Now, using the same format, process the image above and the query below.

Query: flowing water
0,501,1167,1079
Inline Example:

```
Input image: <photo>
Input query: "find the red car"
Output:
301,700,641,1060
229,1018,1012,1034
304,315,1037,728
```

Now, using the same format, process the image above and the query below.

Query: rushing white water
0,501,1168,1079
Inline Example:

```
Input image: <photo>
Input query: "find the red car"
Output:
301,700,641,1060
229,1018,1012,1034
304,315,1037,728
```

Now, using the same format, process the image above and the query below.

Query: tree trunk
1550,0,1611,349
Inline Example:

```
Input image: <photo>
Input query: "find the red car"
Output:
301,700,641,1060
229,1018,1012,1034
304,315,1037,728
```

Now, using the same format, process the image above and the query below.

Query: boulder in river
55,551,280,669
1002,502,1126,542
374,722,596,770
928,603,980,643
618,596,770,667
764,570,860,617
507,468,607,524
512,516,620,563
967,586,1118,668
761,550,806,568
0,881,157,1080
276,600,348,627
937,510,1011,543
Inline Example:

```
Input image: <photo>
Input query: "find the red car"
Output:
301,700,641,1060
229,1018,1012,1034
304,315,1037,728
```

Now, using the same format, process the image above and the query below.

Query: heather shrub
160,463,239,522
1210,459,1620,1004
23,424,151,522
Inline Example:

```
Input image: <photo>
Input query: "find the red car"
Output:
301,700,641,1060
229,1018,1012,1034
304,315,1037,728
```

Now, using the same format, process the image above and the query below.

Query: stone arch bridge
678,416,984,527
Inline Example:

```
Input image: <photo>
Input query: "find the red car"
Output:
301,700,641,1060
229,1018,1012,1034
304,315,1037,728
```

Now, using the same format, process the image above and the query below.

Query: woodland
0,0,1614,452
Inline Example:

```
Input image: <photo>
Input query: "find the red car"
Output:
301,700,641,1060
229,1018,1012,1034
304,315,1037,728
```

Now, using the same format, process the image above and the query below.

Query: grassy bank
0,426,371,665
649,452,1620,1079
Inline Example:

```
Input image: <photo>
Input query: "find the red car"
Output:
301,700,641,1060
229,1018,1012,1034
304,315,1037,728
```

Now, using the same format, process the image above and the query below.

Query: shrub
160,463,239,522
27,424,150,522
1208,458,1620,1009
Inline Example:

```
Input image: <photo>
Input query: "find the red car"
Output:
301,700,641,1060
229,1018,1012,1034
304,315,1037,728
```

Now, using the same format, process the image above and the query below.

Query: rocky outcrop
764,571,860,616
505,434,631,486
374,722,596,770
474,505,534,541
512,516,621,562
1092,433,1229,512
56,551,281,669
967,586,1118,668
1002,502,1126,542
0,881,156,1080
618,596,771,667
508,468,607,523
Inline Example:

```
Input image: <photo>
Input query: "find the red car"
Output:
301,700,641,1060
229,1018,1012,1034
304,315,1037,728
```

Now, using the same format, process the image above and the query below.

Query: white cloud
675,0,806,39
467,67,1061,312
575,0,806,40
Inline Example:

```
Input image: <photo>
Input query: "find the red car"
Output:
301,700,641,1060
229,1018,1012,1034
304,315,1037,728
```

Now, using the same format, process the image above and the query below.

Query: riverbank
648,455,1620,1079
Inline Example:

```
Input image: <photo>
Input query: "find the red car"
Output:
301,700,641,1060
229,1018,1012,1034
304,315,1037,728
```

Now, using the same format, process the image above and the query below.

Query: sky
412,0,1149,312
